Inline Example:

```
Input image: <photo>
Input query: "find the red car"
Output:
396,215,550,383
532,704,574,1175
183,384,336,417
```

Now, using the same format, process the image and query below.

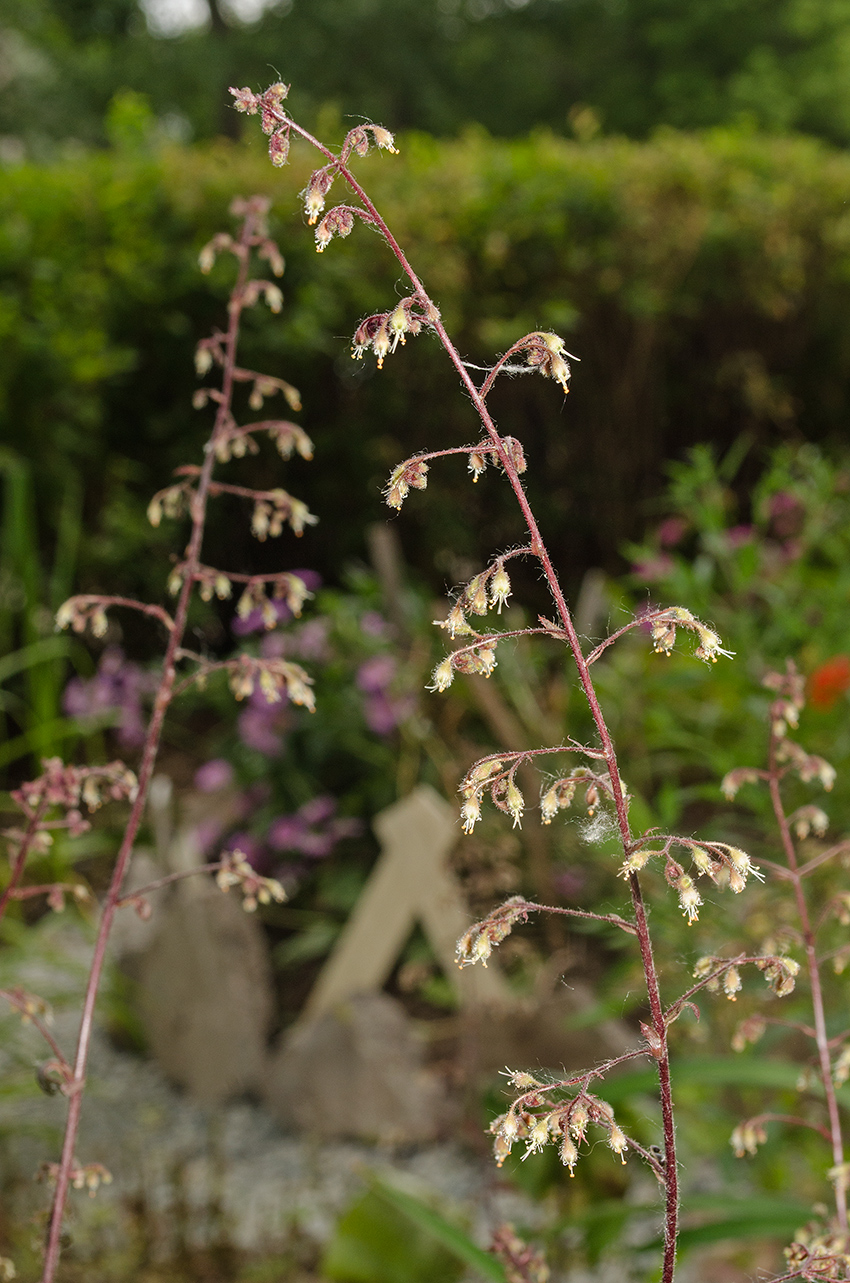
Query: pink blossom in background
63,647,155,748
236,677,291,755
194,759,234,792
267,796,362,860
298,795,336,825
554,868,587,899
356,654,396,693
767,491,804,538
238,705,285,755
657,516,688,548
725,524,754,548
631,554,675,583
222,831,263,867
279,618,331,661
360,611,387,637
355,654,415,735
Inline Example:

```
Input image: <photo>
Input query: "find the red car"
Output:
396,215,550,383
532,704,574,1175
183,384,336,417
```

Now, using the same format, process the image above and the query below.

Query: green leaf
367,1179,508,1282
322,1189,466,1283
601,1055,807,1104
0,636,71,686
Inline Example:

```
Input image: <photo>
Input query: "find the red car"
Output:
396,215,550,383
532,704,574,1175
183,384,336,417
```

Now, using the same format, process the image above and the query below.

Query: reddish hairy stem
745,1112,833,1144
40,221,255,1282
510,897,637,936
585,609,677,665
798,840,850,881
115,861,225,905
768,733,848,1231
278,113,680,1279
0,992,69,1069
63,595,174,631
0,802,48,925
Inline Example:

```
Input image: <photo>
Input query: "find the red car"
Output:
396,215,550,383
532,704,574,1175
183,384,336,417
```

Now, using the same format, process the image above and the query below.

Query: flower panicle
354,298,431,368
216,850,287,912
456,896,529,968
650,607,734,664
489,1089,629,1174
521,331,577,394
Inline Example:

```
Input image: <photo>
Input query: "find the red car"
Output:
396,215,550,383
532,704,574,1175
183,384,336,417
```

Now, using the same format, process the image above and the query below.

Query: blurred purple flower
237,679,290,755
238,705,285,755
554,868,586,899
298,831,335,858
267,814,305,849
725,524,754,549
289,618,330,660
299,795,336,825
364,691,416,735
360,611,387,637
657,516,688,548
63,647,154,748
631,555,674,583
267,796,362,860
356,654,415,736
223,831,263,868
194,759,234,793
356,654,396,693
767,491,804,538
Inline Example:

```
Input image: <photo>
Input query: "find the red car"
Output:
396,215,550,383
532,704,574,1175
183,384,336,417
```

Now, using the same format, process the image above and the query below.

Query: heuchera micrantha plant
2,195,319,1283
236,80,850,1283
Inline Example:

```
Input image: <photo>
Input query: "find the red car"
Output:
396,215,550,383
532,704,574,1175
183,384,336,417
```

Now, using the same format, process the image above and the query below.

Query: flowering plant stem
36,199,312,1282
768,736,848,1231
261,99,682,1283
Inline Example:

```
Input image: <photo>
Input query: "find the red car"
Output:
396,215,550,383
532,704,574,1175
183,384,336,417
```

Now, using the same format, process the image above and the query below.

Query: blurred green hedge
4,123,850,620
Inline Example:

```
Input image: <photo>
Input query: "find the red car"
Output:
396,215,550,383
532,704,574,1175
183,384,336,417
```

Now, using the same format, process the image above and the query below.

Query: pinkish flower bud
229,86,259,114
468,450,487,481
303,169,333,225
500,437,527,474
269,128,290,167
465,573,489,616
372,321,391,368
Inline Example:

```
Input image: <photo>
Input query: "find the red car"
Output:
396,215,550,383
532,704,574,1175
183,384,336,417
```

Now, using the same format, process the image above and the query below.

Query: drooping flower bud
506,779,524,828
489,565,511,612
428,657,454,692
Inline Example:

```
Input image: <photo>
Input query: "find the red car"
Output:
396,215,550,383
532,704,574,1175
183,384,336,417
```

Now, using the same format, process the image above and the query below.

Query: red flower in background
809,656,850,710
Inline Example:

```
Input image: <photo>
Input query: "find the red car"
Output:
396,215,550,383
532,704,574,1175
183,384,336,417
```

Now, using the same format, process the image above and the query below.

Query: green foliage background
9,0,850,147
4,122,850,620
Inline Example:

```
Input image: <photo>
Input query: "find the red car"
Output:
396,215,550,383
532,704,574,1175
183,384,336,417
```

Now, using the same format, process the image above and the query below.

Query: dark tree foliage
5,0,850,148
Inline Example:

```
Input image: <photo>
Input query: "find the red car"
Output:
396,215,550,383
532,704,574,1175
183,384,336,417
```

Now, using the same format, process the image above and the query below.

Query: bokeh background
4,3,850,1280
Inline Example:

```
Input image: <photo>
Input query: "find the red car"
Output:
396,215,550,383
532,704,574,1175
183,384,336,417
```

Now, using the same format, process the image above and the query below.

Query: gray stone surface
263,992,450,1143
138,883,274,1104
0,1006,541,1269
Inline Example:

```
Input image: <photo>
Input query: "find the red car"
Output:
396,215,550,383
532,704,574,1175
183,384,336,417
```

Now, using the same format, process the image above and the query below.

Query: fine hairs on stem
2,195,317,1283
236,80,840,1282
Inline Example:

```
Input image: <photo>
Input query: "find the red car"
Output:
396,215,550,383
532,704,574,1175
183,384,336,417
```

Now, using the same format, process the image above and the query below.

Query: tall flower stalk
0,196,317,1283
236,81,804,1282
